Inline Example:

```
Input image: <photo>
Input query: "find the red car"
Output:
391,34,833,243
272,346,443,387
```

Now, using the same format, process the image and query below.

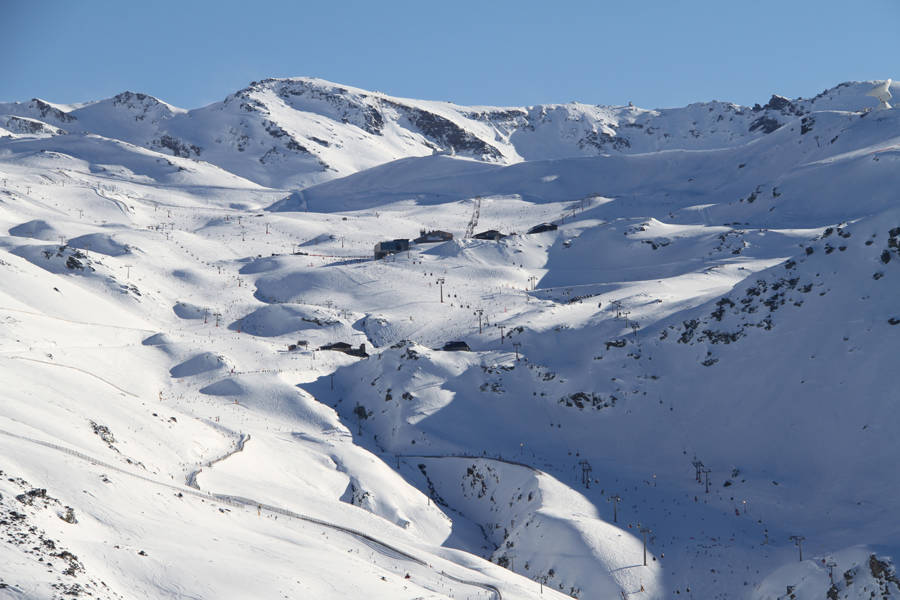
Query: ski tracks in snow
0,428,503,600
185,432,250,489
5,355,139,398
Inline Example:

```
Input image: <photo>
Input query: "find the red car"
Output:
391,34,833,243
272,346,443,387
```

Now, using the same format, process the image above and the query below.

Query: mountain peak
26,98,77,123
107,90,184,115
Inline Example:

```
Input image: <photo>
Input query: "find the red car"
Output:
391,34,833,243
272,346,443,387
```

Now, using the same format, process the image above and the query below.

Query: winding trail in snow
0,428,503,600
0,305,155,333
93,187,133,216
185,432,250,489
4,356,139,398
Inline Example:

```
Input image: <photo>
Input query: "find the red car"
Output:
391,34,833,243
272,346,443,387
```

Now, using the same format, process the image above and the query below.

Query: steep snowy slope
270,98,900,220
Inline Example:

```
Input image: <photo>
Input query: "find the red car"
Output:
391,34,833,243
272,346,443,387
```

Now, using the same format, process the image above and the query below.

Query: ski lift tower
578,460,593,488
826,560,838,585
789,535,806,561
639,525,652,566
701,467,712,494
692,459,705,483
608,493,622,522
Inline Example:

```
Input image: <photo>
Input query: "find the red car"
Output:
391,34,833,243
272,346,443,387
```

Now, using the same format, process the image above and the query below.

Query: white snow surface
0,77,899,600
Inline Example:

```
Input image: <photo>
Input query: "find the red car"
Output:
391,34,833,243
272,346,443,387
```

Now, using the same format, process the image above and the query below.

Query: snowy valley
0,77,899,600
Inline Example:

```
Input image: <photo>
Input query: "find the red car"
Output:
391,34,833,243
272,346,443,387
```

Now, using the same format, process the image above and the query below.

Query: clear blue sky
2,0,897,109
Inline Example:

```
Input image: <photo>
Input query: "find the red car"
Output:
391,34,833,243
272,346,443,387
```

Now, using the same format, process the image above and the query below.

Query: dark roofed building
374,238,410,260
320,342,352,351
319,342,368,358
345,343,369,358
527,222,558,234
414,230,454,244
441,341,471,352
473,229,505,241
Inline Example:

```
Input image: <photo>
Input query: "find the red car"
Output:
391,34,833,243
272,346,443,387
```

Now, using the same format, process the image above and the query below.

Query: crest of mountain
2,79,895,189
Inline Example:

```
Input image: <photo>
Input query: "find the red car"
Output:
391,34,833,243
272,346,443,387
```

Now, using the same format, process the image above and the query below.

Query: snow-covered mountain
1,78,899,600
2,78,892,189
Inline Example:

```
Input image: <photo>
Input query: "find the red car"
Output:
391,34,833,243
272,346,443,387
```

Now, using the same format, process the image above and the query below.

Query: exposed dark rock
153,135,201,158
749,116,781,134
580,130,631,152
29,99,76,123
385,101,503,158
800,116,815,135
89,421,116,444
763,95,793,112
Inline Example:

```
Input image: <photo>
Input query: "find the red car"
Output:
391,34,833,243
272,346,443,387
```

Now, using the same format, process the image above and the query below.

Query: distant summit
1,78,895,189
